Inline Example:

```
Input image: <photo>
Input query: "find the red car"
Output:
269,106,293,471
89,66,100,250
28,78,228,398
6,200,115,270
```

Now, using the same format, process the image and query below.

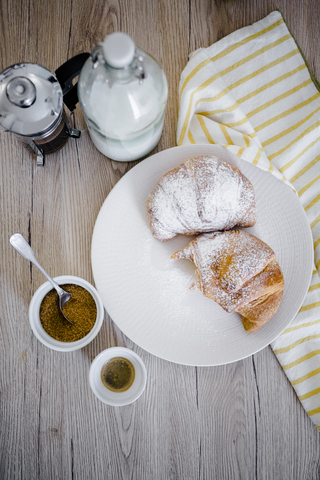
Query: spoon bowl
58,290,72,317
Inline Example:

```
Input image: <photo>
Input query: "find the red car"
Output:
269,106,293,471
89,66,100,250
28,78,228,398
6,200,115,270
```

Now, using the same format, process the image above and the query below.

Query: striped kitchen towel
177,10,320,428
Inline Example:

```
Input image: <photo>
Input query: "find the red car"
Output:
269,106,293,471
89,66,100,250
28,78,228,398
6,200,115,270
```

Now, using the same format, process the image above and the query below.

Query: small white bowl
29,275,104,352
89,347,147,406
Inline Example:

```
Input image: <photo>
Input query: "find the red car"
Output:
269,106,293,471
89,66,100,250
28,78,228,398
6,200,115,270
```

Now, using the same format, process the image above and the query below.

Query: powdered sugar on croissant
171,230,284,333
147,155,256,241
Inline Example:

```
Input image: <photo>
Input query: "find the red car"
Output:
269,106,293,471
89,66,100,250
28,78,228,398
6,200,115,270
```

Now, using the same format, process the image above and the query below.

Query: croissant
147,155,256,241
171,230,284,333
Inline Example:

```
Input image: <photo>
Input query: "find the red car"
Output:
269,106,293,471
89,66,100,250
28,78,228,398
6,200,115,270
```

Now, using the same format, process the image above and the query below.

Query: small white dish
89,347,147,406
29,275,104,352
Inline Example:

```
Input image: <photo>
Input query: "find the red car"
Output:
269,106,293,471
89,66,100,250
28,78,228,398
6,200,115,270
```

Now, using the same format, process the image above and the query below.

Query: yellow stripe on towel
179,17,284,101
299,387,320,401
291,368,320,386
178,47,299,145
255,94,320,133
282,318,320,334
282,350,320,370
273,334,320,355
269,121,320,161
246,73,309,118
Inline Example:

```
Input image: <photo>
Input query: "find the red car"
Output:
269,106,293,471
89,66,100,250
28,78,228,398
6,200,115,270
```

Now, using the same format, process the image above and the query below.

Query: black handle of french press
55,52,90,112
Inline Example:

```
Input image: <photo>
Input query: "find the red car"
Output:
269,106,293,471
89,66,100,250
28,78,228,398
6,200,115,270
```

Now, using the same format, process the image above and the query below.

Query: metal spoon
10,233,74,325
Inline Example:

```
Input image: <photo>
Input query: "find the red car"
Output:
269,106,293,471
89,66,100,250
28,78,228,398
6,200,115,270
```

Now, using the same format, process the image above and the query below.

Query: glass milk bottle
78,32,168,161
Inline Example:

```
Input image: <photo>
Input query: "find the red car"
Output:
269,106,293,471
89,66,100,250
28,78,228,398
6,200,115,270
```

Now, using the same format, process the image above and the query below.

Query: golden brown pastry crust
171,230,284,333
147,155,256,241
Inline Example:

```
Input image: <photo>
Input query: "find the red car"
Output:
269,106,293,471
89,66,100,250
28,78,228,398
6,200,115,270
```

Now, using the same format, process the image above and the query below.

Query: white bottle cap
102,32,135,68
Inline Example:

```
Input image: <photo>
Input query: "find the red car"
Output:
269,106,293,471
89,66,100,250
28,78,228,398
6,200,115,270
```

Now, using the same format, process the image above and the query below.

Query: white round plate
91,145,313,366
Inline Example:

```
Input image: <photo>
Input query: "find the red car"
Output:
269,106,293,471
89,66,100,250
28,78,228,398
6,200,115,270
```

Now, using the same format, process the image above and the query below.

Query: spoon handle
10,233,65,296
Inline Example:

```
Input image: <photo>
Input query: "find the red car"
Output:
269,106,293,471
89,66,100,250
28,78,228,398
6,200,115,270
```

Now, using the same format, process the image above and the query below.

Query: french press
0,53,89,165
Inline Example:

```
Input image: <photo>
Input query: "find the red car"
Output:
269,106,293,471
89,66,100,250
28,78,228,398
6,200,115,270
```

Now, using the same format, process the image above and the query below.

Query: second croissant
171,230,284,333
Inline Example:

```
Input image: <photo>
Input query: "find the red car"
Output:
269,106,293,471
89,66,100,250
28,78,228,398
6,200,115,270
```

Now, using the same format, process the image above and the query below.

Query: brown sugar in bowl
29,275,104,351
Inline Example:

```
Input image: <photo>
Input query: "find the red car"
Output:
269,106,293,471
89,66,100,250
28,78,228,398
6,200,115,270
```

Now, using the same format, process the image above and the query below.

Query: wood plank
1,1,320,479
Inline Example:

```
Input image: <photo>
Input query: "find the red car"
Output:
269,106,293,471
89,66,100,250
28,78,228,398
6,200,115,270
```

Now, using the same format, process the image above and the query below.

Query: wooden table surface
1,0,320,479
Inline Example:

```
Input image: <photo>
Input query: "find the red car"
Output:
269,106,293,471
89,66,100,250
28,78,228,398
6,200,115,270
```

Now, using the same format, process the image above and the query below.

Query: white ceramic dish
91,144,314,366
89,347,147,406
29,275,104,352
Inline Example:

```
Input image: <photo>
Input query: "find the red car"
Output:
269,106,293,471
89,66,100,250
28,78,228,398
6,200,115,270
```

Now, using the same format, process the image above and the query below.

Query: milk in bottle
78,32,168,161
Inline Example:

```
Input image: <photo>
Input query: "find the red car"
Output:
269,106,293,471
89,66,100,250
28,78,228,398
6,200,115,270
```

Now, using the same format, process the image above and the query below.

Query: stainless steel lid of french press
0,63,63,138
